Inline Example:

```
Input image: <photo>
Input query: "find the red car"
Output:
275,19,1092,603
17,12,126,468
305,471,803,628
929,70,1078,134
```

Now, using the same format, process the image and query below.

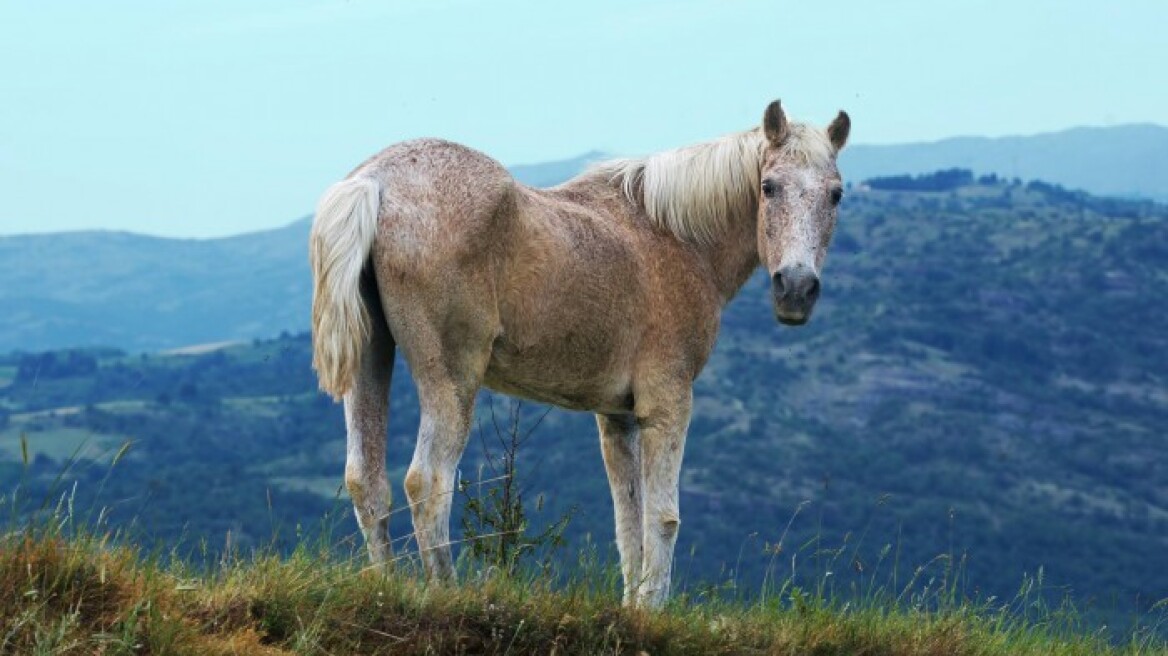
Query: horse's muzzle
772,265,820,326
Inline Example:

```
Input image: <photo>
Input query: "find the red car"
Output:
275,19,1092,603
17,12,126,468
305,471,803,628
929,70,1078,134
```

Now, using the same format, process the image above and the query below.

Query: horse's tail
309,175,382,400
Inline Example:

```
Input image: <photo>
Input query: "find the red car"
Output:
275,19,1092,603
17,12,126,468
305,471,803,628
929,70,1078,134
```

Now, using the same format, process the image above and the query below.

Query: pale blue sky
2,0,1164,237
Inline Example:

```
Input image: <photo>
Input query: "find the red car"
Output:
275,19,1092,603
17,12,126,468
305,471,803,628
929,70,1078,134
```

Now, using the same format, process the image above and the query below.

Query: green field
0,426,124,463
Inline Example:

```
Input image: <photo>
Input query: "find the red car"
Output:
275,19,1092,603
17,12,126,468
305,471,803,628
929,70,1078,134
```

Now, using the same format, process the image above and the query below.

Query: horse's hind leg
393,302,496,583
343,281,395,564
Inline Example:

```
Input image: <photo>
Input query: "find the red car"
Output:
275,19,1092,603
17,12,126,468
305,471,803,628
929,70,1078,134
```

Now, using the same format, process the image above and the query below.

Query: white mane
592,122,835,244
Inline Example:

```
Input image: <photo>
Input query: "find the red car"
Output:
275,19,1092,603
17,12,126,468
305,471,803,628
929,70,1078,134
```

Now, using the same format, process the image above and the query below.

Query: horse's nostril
775,267,819,303
806,277,820,301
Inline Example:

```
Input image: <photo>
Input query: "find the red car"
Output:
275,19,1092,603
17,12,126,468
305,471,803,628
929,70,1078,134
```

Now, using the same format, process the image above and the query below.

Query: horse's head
756,100,850,326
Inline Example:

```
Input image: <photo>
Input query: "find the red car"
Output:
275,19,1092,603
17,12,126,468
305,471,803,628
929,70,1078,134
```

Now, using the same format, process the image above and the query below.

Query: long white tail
309,176,381,400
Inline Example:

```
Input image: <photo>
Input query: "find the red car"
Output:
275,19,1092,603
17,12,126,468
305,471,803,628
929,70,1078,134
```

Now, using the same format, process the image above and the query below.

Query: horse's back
357,139,516,267
357,138,706,414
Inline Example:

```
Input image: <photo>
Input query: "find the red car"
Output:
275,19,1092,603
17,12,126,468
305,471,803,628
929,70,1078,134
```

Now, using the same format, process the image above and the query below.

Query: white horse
309,100,850,607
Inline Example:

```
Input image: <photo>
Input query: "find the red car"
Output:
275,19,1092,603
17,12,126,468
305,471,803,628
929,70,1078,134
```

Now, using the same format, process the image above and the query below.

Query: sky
1,0,1165,238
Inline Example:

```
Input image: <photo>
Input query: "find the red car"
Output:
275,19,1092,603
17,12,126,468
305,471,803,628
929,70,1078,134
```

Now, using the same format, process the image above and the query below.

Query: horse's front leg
597,413,643,605
635,387,692,609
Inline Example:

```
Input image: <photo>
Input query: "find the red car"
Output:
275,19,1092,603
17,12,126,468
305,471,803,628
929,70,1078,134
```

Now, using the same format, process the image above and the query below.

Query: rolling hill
0,154,605,353
2,124,1166,353
0,221,311,352
3,175,1166,623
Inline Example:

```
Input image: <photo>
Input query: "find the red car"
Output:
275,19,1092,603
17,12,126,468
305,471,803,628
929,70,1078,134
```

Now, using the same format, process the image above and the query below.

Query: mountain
0,155,601,353
3,125,1166,353
0,221,311,352
839,123,1168,201
509,150,607,187
4,178,1166,623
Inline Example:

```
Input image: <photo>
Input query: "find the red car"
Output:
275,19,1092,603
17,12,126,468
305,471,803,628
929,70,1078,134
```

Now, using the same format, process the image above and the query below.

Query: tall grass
4,452,1166,656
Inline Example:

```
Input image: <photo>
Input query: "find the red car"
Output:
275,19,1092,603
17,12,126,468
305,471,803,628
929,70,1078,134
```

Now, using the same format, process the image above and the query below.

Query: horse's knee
404,466,429,505
661,515,681,540
347,473,390,526
345,429,389,501
344,451,373,499
653,508,681,541
345,473,367,507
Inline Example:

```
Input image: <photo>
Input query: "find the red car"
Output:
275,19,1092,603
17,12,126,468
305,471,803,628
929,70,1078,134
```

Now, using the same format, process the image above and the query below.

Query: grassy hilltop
4,519,1164,655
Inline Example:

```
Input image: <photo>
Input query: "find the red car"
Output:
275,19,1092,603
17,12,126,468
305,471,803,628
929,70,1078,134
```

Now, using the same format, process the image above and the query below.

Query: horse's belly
483,339,634,414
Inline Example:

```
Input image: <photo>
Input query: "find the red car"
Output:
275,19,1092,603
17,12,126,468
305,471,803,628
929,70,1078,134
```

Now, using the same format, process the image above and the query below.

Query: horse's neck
699,210,761,304
563,170,760,302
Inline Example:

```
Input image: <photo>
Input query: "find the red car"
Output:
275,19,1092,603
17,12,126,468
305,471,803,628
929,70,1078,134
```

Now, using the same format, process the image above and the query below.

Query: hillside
0,156,591,353
3,177,1166,625
840,123,1168,201
3,124,1168,353
6,527,1157,655
0,221,311,352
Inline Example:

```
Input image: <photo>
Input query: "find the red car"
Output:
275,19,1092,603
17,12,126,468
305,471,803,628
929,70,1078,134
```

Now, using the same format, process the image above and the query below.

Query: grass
3,514,1166,655
3,442,1165,655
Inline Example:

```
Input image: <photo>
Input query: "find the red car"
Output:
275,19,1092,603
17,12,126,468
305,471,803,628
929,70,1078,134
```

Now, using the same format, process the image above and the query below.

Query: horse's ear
763,100,788,146
827,111,851,151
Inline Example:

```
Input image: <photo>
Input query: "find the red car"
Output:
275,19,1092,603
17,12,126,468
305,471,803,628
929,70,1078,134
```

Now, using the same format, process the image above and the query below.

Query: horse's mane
591,123,834,244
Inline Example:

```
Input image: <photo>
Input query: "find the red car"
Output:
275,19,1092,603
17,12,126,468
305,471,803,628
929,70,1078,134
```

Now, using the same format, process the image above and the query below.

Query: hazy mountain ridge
0,153,605,352
0,221,312,351
840,123,1168,200
2,123,1166,353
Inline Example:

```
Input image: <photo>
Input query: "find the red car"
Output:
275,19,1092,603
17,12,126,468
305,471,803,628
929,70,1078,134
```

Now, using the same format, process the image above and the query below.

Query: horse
309,100,850,608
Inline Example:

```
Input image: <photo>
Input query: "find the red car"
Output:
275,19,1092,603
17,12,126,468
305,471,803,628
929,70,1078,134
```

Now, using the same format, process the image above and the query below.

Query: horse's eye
761,180,779,198
829,187,843,206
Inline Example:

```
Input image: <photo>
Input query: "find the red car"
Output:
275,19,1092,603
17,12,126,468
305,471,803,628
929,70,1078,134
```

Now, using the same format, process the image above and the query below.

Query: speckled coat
309,100,850,607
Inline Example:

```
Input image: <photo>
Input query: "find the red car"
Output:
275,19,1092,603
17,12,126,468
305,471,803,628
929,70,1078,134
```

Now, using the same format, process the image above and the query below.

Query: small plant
458,397,575,578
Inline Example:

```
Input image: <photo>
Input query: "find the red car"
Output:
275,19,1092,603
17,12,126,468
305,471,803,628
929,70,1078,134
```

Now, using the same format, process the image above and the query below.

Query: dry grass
3,523,1164,656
